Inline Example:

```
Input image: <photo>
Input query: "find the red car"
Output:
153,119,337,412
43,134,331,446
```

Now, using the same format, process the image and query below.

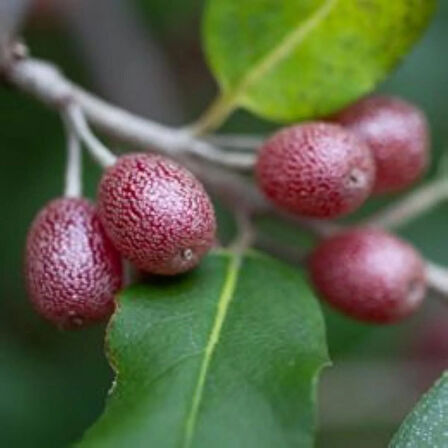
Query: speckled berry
333,95,429,194
25,198,123,329
256,122,375,219
97,153,216,275
309,228,426,324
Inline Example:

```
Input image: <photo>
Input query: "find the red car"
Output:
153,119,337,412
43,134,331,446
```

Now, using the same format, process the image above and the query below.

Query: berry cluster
25,154,216,329
25,94,429,329
256,95,429,324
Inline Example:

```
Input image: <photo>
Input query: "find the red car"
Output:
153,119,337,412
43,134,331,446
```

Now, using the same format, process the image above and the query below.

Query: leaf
390,372,448,448
203,0,437,123
78,251,329,448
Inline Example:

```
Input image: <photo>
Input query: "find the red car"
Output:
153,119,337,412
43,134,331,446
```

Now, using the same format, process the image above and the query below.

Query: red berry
25,198,123,329
309,228,426,324
256,122,375,219
333,95,429,194
97,153,216,275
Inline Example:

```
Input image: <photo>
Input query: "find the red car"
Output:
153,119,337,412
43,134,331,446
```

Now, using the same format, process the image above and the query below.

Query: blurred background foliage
0,1,447,447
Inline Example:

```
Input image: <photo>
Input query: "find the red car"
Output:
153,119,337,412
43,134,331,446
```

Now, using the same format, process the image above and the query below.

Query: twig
365,178,448,229
426,261,448,300
3,57,253,170
277,211,342,238
185,162,266,214
205,134,265,150
62,114,82,198
257,231,448,301
230,210,256,254
64,103,117,167
186,160,342,238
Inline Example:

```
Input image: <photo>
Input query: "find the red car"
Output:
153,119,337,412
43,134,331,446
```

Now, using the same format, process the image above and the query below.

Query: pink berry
25,198,123,329
309,228,426,324
256,122,375,219
333,95,430,194
97,153,216,275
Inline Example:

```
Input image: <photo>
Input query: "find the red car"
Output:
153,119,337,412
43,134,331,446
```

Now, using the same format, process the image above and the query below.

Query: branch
185,160,340,238
258,233,448,301
365,178,448,229
426,262,448,300
205,134,265,150
2,57,254,170
64,103,117,167
62,112,82,198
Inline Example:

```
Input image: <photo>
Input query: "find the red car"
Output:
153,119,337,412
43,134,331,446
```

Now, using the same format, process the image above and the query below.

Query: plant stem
366,178,448,229
230,210,256,254
426,262,448,300
189,93,237,136
65,103,117,168
63,115,82,197
205,134,265,150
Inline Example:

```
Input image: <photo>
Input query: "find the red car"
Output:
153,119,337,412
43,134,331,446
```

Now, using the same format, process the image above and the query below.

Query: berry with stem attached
309,228,426,324
256,122,375,219
25,198,123,329
97,153,216,275
333,95,430,194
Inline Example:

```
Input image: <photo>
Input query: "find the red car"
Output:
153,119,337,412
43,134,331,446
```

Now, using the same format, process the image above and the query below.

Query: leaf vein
229,0,338,104
182,253,243,448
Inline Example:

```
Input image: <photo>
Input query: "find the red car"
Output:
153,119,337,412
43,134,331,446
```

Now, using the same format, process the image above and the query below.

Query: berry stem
230,210,255,254
426,261,448,300
65,103,117,168
63,114,82,198
365,178,448,229
205,134,265,151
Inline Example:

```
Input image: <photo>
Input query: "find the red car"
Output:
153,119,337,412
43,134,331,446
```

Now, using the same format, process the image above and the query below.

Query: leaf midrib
182,253,243,448
225,0,338,104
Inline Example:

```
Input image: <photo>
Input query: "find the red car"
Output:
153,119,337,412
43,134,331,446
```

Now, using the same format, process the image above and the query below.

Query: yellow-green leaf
203,0,436,124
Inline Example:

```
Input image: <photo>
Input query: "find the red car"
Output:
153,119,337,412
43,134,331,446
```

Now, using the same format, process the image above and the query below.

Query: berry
308,228,426,324
333,95,429,194
256,122,375,219
97,153,216,275
25,198,123,329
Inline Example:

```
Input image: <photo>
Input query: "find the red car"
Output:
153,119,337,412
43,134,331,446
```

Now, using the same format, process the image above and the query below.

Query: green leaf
203,0,436,124
390,372,448,448
78,251,329,448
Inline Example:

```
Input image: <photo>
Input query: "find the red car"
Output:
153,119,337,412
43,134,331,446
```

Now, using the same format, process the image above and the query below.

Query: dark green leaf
390,372,448,448
78,251,329,448
204,0,436,122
